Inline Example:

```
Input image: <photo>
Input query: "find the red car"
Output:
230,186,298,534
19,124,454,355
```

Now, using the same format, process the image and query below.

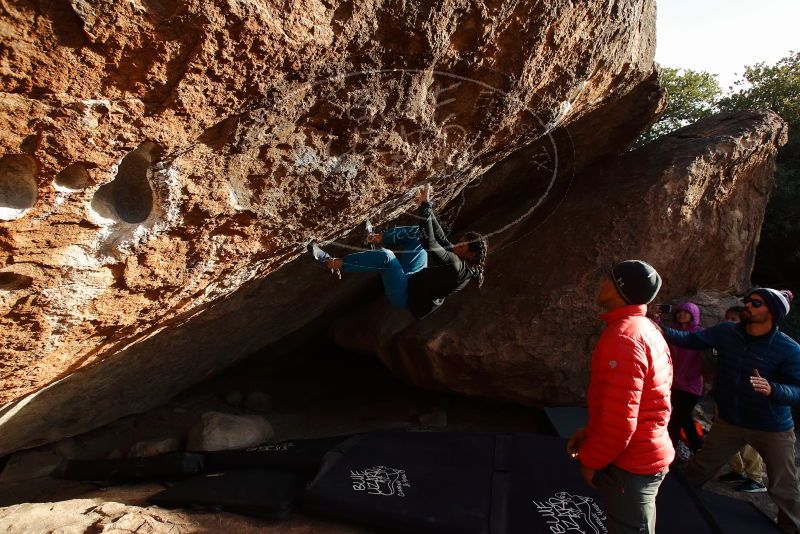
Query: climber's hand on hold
415,184,432,206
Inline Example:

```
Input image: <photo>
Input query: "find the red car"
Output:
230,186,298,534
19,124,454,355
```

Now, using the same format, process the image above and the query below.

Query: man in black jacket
659,289,800,533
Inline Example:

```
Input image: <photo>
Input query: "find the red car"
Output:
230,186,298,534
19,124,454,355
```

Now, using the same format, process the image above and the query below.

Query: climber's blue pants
341,226,427,308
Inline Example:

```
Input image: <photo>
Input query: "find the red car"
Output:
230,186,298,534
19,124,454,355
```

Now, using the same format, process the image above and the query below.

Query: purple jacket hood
669,301,704,396
675,301,701,330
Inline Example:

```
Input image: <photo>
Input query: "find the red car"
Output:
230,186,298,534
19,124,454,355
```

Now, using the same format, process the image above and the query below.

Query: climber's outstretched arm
414,184,452,249
415,185,460,266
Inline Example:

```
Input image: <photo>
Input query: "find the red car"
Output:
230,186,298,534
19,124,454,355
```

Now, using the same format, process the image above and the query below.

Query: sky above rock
656,0,799,91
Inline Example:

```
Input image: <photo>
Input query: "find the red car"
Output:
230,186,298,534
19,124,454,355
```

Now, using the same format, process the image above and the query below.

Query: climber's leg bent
342,249,409,308
380,226,427,274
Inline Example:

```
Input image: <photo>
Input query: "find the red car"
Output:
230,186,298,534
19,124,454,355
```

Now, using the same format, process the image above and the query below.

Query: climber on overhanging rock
308,184,488,319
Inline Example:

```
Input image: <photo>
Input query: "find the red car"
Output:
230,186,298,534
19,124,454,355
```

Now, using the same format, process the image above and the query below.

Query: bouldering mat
303,432,496,534
543,406,588,439
699,489,781,533
203,435,351,474
498,433,715,534
684,470,783,534
303,431,779,533
148,468,309,519
58,452,204,482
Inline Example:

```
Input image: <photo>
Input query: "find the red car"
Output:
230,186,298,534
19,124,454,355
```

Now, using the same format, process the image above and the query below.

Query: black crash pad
303,432,496,534
544,406,588,439
148,468,309,519
203,435,350,474
496,433,717,534
303,431,782,534
695,477,782,533
58,453,204,482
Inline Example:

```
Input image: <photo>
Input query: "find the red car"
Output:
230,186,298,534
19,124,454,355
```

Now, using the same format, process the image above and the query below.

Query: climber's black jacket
407,201,474,318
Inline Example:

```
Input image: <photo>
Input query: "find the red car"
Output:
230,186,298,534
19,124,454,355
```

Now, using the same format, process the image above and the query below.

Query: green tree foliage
635,68,722,147
719,52,800,125
718,52,800,340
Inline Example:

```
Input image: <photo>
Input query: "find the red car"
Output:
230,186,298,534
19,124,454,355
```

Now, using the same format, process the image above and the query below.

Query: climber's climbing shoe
307,241,331,264
364,219,375,248
307,241,341,279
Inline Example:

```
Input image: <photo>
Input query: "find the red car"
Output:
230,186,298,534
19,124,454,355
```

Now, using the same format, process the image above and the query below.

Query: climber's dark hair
462,231,487,288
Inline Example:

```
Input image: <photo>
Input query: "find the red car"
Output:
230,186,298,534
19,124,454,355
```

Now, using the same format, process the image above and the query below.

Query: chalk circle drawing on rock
272,69,575,253
350,465,411,497
533,491,608,534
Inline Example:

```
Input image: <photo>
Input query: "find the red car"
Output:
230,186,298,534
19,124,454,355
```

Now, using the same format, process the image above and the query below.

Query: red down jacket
579,304,674,475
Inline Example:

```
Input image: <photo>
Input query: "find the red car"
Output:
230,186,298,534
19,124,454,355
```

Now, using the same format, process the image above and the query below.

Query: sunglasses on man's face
742,298,765,308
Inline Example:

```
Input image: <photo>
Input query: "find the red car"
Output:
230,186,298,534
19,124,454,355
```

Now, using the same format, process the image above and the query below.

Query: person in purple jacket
666,301,705,454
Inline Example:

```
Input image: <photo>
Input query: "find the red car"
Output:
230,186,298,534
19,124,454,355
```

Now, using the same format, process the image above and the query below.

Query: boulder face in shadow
331,111,789,406
0,0,659,454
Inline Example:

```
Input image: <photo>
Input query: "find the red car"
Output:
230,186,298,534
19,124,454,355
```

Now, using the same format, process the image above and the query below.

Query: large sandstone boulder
331,110,789,405
0,0,658,453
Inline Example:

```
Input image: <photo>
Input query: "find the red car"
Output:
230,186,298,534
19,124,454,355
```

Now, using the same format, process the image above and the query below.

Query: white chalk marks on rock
91,142,162,224
0,154,39,221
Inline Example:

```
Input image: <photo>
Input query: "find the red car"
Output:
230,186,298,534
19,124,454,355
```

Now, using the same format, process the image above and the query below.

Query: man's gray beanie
611,260,662,305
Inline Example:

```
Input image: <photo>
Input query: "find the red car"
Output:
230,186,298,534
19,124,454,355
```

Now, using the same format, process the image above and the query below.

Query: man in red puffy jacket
568,260,674,534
